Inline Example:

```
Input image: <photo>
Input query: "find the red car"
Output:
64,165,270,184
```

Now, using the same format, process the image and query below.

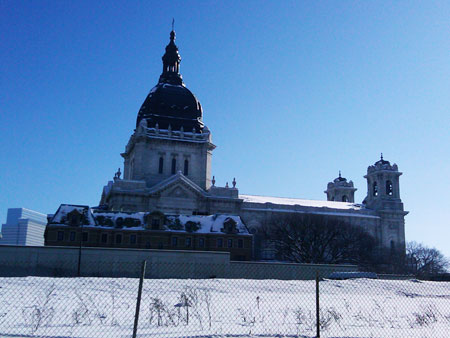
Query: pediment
149,172,207,199
162,185,194,199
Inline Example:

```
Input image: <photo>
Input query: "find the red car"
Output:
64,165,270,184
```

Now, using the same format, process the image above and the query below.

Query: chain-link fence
0,261,449,337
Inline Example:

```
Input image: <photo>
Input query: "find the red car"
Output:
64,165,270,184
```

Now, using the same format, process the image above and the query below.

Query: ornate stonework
48,30,408,261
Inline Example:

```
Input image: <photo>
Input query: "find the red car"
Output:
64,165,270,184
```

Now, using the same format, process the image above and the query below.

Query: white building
0,208,47,246
47,29,408,260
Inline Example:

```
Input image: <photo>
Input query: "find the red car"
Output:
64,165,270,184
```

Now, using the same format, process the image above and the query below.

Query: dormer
145,211,165,230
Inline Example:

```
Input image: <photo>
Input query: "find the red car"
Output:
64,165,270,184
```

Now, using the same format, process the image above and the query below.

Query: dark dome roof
334,171,347,182
137,83,203,131
375,153,390,166
136,30,204,132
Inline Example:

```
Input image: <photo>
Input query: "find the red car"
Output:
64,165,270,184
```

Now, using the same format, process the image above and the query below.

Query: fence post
316,270,320,338
77,225,83,277
133,260,147,338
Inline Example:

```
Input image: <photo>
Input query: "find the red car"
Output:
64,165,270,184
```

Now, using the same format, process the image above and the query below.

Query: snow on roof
50,204,96,225
239,194,364,210
94,211,145,222
49,207,249,235
172,214,248,234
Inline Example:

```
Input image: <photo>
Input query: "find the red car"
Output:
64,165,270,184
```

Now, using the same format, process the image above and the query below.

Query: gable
149,172,207,199
162,185,196,199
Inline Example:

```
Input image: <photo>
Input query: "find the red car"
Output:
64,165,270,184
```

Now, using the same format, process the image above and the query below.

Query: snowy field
0,277,449,337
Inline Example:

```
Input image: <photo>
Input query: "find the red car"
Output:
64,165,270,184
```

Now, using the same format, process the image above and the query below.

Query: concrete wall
0,245,357,280
229,261,357,280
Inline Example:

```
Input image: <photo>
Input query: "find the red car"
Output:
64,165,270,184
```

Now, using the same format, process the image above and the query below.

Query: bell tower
364,154,408,251
364,154,403,210
121,29,215,191
324,171,357,203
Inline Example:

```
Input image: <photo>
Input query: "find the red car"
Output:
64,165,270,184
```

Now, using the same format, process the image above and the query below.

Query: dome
136,82,203,131
136,30,204,132
334,171,347,183
374,153,390,166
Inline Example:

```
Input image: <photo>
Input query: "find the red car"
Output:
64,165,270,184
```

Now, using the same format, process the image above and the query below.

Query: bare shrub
21,283,56,335
149,297,165,326
72,290,92,326
326,307,343,328
149,297,178,327
412,305,438,327
108,281,119,326
202,289,213,328
236,307,255,326
318,309,333,331
294,307,340,333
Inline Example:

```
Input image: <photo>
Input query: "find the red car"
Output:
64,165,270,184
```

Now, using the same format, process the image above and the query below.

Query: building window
199,238,205,248
171,158,176,174
68,211,81,226
57,231,64,241
342,195,348,202
158,242,163,249
238,239,244,248
158,157,164,174
70,231,76,241
390,240,396,253
227,239,233,248
146,242,151,249
185,237,192,247
116,234,122,244
130,234,137,244
217,238,223,248
172,237,178,247
151,218,160,230
184,159,189,175
82,232,88,242
373,182,378,196
386,180,393,196
101,233,108,243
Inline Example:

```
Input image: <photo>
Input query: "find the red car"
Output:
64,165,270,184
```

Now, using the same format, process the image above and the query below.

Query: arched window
130,159,134,179
158,157,164,174
184,159,189,175
171,158,176,174
386,180,393,196
373,182,378,196
342,195,348,202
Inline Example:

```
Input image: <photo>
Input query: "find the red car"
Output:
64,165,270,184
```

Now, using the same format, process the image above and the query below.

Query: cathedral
45,30,408,260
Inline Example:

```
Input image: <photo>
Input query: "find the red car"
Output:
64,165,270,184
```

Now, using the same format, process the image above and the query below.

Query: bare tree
406,241,449,277
261,213,376,264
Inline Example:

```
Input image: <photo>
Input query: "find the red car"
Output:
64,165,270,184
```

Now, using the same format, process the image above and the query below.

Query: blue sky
1,1,449,257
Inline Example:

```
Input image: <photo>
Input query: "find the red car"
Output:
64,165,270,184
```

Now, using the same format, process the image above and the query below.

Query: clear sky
1,1,449,257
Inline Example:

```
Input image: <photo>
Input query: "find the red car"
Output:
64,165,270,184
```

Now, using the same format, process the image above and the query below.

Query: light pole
77,211,84,277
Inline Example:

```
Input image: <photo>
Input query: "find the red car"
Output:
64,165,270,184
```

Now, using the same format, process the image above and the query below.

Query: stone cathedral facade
45,30,407,260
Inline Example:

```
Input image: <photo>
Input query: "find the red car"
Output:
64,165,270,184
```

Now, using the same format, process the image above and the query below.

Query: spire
339,170,341,178
159,25,183,85
381,153,383,161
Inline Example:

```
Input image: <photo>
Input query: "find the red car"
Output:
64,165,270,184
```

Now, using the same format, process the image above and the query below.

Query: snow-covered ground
0,277,449,337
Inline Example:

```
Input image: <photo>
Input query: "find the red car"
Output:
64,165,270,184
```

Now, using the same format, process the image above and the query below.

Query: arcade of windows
158,156,189,176
330,195,349,202
167,237,244,249
373,180,394,197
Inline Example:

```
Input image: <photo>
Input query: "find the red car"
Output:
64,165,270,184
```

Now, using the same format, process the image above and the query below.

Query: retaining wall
0,245,357,279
